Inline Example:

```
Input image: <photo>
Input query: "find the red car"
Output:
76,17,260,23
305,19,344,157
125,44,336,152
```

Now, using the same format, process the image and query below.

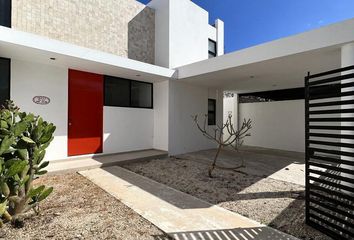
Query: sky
137,0,354,53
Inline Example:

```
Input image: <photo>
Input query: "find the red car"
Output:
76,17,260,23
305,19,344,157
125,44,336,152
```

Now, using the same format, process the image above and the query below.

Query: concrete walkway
47,149,167,174
80,166,298,240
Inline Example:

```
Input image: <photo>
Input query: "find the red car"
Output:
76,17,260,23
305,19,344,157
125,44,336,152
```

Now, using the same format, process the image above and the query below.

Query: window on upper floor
0,58,10,106
104,76,153,109
0,0,11,27
208,99,216,125
208,39,217,58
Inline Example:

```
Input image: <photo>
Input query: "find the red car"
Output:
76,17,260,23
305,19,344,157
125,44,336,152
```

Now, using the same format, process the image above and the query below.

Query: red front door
68,69,103,156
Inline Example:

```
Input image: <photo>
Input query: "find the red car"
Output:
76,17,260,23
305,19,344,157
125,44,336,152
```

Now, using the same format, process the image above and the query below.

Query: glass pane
131,81,152,108
104,76,130,107
208,113,216,126
208,99,215,111
208,99,216,125
0,58,10,106
208,40,216,53
0,0,11,27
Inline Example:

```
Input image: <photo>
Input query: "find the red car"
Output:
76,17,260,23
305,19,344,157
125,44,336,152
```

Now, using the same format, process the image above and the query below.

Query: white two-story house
1,0,354,161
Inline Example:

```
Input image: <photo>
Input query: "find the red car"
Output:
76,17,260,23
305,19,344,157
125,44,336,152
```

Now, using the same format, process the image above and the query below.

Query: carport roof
1,18,354,91
176,18,354,93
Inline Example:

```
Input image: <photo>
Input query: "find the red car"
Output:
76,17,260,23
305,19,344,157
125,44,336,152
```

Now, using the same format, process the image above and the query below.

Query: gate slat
309,168,354,184
310,198,354,219
305,65,354,240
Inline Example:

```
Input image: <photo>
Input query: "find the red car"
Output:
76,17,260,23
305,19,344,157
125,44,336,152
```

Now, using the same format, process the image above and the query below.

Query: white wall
149,0,224,68
11,59,68,160
148,0,170,68
9,60,224,160
169,0,208,68
10,59,157,161
168,80,222,155
208,25,217,42
104,107,154,154
153,80,169,151
223,95,238,140
215,19,225,56
239,100,305,152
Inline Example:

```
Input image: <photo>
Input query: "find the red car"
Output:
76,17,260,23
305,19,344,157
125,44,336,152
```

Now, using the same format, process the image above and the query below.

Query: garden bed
0,173,170,240
122,150,331,240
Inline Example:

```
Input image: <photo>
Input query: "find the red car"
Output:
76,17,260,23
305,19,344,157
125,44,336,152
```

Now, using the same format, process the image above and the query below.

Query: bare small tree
193,114,252,178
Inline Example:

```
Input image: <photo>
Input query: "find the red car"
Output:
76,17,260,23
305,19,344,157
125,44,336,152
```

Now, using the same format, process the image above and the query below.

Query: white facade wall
10,60,68,160
208,25,217,42
149,0,224,68
148,0,170,68
9,59,161,161
103,107,154,154
168,80,222,155
9,59,226,160
169,0,209,68
239,100,305,152
215,19,225,56
153,80,169,151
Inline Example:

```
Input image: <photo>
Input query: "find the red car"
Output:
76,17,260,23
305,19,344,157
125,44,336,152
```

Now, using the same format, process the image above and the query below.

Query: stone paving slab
79,166,298,240
46,149,167,174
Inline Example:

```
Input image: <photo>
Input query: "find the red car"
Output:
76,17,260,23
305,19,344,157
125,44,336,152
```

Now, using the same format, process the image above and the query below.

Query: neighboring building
0,0,354,161
148,0,224,68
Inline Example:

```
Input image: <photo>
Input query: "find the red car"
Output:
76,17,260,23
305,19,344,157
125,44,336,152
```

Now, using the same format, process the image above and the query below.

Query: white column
215,19,224,56
342,43,354,66
341,43,354,195
223,92,238,141
234,94,239,130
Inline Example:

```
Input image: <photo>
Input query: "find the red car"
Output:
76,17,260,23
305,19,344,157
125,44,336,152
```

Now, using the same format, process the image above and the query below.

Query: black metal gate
305,65,354,239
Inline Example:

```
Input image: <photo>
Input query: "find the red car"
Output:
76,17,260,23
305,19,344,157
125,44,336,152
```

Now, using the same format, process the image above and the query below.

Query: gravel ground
123,154,332,240
0,173,170,240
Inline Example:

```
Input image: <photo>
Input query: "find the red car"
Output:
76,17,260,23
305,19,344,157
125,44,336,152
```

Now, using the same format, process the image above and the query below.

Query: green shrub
0,100,55,227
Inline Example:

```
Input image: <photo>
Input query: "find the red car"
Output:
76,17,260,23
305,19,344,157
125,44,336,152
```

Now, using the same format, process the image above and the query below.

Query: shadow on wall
153,227,294,240
128,7,155,64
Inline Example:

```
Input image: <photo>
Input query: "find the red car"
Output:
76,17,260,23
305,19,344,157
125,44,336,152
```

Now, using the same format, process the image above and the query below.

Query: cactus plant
0,100,55,227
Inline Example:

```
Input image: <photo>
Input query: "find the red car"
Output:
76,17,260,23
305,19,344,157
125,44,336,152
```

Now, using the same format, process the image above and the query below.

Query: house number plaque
33,96,50,105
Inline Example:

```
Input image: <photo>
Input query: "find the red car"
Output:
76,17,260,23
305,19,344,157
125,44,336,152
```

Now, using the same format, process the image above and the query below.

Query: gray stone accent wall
12,0,155,64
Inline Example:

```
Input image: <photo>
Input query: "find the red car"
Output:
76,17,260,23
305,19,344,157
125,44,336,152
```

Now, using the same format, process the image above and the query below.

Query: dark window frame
208,98,216,126
0,57,10,106
208,39,217,58
104,76,153,109
0,0,11,27
239,87,306,103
